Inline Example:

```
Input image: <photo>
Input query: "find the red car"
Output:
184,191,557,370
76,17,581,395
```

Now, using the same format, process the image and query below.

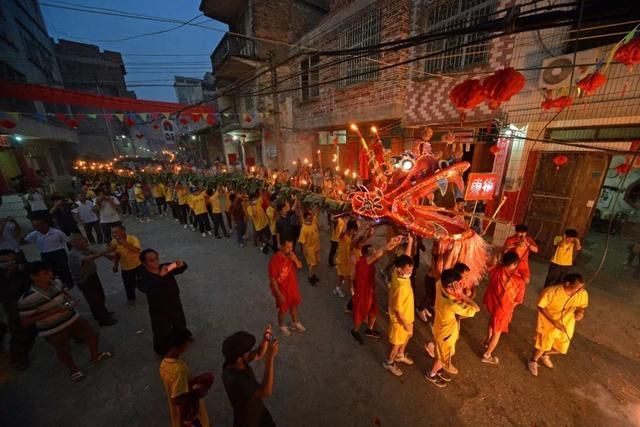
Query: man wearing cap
222,326,278,427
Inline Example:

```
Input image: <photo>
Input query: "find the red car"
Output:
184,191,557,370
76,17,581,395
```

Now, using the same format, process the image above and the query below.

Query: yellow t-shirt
248,202,269,231
190,192,207,215
165,186,174,202
209,191,222,213
134,187,145,203
151,183,166,198
432,281,477,341
299,221,320,253
159,358,210,427
86,189,96,199
266,206,277,234
331,217,346,242
536,285,588,342
550,236,576,266
177,188,188,205
388,272,415,325
111,235,141,271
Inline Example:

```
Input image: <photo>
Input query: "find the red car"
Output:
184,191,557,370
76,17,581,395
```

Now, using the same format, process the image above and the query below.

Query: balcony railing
212,34,257,73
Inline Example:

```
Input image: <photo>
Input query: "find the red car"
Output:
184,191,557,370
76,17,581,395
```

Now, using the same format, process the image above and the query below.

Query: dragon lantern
348,125,489,284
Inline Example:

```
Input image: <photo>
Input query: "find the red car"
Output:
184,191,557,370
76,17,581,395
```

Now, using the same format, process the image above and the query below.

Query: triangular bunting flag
9,112,20,121
115,114,124,122
140,113,149,121
88,114,97,119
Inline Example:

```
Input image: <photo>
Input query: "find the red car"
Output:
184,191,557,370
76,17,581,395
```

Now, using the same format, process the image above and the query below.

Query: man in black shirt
138,248,190,356
275,200,299,251
222,328,278,427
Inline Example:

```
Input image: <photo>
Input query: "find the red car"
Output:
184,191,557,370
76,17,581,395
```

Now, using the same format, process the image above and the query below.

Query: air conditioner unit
538,51,599,89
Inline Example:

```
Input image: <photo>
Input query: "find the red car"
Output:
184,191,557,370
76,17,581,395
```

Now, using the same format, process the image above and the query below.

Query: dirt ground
1,214,639,426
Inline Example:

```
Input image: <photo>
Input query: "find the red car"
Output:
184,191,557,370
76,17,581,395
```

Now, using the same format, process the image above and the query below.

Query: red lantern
0,118,17,129
615,163,632,174
552,154,569,170
55,113,66,122
152,123,160,130
489,145,501,155
482,67,525,110
541,96,573,111
206,115,215,125
179,117,189,125
125,117,136,127
191,113,201,122
449,79,486,111
576,71,607,95
66,118,80,129
244,114,253,123
614,37,640,66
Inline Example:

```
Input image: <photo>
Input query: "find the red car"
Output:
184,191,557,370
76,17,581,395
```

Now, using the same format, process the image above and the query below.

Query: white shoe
528,360,539,376
292,322,306,333
207,231,213,236
383,360,403,377
183,224,188,229
202,233,207,237
333,286,345,298
539,355,554,369
279,325,292,337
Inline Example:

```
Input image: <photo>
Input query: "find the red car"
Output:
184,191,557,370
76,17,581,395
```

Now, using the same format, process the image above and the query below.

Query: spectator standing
25,188,48,218
72,194,102,244
24,218,74,288
0,216,24,259
49,195,80,236
95,190,121,243
105,225,141,305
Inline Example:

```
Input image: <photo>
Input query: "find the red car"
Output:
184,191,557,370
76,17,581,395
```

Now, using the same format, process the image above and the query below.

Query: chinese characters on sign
464,173,498,201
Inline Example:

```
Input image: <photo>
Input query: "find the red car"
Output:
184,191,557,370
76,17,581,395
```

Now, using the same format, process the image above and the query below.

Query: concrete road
1,214,639,426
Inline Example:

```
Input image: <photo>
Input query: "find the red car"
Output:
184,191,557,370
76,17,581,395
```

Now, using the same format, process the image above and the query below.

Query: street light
191,135,196,140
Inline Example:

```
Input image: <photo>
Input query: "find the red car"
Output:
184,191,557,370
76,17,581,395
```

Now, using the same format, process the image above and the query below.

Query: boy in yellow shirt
151,181,167,216
176,184,189,227
247,194,270,253
544,228,581,287
165,181,177,220
191,187,212,237
134,183,150,223
425,268,479,388
298,209,320,285
528,273,588,376
334,220,358,298
383,251,416,377
328,214,346,267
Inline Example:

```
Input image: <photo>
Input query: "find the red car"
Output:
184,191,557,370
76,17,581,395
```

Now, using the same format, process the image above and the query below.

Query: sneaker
333,287,345,298
394,353,414,365
425,373,447,388
202,233,207,237
481,354,500,365
417,308,432,323
183,224,188,229
424,342,435,359
539,355,554,369
437,370,453,382
364,328,381,339
292,322,306,333
383,360,403,377
207,231,213,236
239,243,244,248
442,364,459,375
351,330,364,345
528,360,539,376
279,325,292,337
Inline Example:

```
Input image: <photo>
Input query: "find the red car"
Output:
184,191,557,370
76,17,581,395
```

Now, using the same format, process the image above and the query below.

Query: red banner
464,173,498,201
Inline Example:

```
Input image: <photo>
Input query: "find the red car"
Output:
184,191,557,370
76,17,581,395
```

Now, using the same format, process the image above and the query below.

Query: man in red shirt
350,236,402,345
268,240,305,337
503,224,538,290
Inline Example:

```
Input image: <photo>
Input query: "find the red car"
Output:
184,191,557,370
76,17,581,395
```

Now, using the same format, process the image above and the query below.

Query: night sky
41,0,225,102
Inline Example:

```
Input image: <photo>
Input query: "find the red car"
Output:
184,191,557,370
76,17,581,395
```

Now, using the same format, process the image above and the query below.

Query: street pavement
1,213,639,427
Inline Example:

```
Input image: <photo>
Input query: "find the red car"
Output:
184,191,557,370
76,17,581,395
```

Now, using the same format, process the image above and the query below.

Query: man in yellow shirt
528,273,588,376
104,224,141,305
298,210,321,285
160,330,211,427
334,220,358,298
209,187,230,238
248,194,271,253
133,183,150,223
328,214,346,267
165,181,178,221
425,268,479,388
176,184,189,227
151,181,167,216
383,252,416,377
187,190,197,231
191,187,212,237
544,228,581,287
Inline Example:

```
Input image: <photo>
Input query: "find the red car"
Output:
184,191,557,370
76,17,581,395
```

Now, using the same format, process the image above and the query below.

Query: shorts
434,334,457,369
45,317,96,354
535,330,570,354
388,322,412,346
303,249,319,267
336,263,353,278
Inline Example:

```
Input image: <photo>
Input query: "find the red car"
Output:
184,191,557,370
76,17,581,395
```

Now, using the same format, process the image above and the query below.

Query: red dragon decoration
348,125,489,283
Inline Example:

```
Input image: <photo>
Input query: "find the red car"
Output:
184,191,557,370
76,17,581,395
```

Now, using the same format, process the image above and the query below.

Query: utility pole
269,52,282,169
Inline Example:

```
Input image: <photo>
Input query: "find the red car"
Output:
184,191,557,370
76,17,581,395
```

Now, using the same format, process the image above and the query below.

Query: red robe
268,252,301,313
483,265,525,333
504,235,533,283
352,256,378,326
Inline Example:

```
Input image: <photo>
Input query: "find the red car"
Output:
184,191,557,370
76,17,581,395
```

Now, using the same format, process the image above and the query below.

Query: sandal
71,370,86,382
481,354,499,365
91,351,114,364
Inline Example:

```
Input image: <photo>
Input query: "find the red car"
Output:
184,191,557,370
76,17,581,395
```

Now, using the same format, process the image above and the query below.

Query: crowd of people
0,174,590,426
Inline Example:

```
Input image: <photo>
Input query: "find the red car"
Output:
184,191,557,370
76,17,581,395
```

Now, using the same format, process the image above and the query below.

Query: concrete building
174,75,204,104
0,0,78,193
54,39,135,160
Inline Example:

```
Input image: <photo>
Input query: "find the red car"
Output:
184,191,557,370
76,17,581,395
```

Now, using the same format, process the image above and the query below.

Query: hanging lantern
489,145,501,155
576,71,607,95
66,118,80,129
615,163,632,174
191,113,201,122
206,115,215,125
552,154,569,170
0,118,17,129
179,117,189,125
541,96,574,111
125,117,136,127
482,67,526,110
614,37,640,66
449,79,486,112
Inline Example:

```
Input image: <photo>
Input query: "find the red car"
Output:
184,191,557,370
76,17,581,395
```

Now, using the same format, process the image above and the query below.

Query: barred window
300,55,320,100
423,0,496,74
338,10,381,87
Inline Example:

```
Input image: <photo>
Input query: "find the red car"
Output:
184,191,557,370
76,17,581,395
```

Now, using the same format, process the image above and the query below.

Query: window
338,10,381,87
17,22,55,81
422,0,497,74
0,61,36,112
300,55,320,100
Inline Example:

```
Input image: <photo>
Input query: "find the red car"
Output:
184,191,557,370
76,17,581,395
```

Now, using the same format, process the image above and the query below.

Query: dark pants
544,263,571,287
196,213,211,233
254,226,270,247
272,234,278,252
1,299,37,368
189,209,196,227
41,249,73,288
236,218,247,244
83,221,103,244
121,266,140,301
77,273,111,324
121,200,132,216
155,197,167,214
212,213,227,237
148,299,188,356
417,274,436,311
328,240,338,266
100,221,121,243
168,201,178,219
178,204,188,225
